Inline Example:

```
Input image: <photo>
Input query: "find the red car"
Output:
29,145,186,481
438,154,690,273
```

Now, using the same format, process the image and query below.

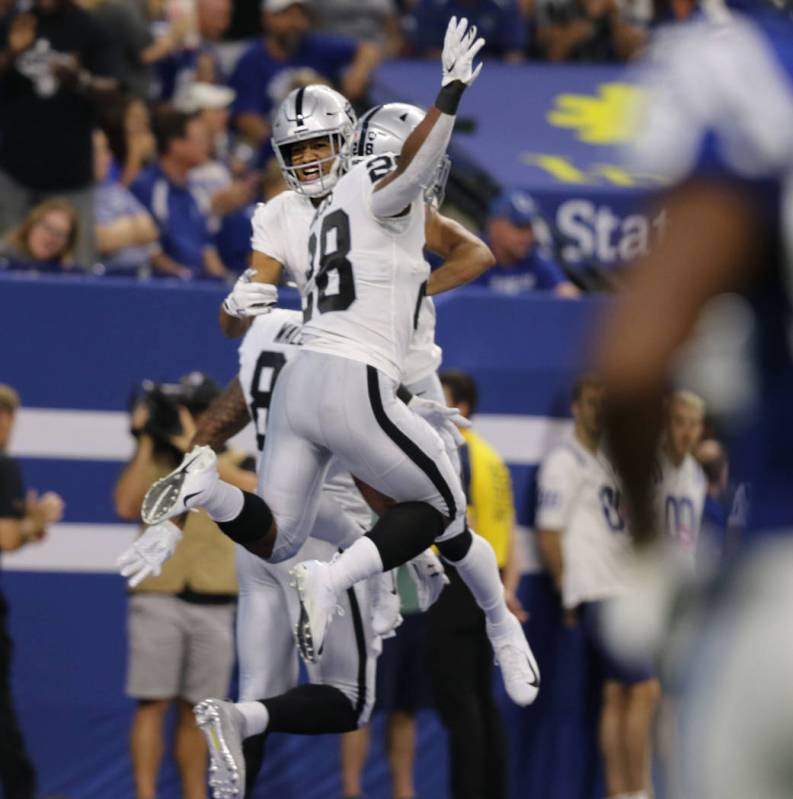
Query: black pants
0,593,36,799
427,567,507,799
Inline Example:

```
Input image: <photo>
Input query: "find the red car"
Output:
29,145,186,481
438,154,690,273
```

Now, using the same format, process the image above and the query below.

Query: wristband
435,81,465,115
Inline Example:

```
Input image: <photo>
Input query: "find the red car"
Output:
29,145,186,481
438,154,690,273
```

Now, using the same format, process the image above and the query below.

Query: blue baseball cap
489,189,540,227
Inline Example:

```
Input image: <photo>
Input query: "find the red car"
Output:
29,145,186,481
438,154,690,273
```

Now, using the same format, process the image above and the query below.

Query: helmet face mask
353,102,452,208
271,85,356,198
275,131,349,198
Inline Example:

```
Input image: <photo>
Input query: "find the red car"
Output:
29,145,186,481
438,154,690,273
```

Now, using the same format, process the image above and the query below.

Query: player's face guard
425,154,451,208
274,127,353,199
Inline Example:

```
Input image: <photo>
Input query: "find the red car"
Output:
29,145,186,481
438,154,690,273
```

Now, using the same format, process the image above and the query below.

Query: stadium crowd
0,0,702,286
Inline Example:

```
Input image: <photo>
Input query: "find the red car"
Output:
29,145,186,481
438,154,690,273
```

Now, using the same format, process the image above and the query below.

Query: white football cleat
487,614,540,706
407,549,449,611
290,559,343,663
193,698,246,799
141,445,218,525
369,569,403,638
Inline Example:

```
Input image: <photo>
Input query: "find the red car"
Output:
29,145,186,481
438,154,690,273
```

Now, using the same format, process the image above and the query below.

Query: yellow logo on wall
547,82,645,145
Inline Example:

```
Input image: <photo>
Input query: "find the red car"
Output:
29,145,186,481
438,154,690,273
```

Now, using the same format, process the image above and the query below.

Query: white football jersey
249,191,316,293
536,436,630,608
300,154,430,383
238,310,371,530
655,451,706,558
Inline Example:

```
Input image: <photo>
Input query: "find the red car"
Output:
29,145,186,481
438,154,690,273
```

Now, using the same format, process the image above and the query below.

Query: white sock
236,701,269,738
327,536,383,593
452,532,510,627
202,481,245,523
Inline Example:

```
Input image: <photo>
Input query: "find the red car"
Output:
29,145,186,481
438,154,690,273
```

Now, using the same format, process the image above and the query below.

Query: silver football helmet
272,85,357,198
353,102,451,208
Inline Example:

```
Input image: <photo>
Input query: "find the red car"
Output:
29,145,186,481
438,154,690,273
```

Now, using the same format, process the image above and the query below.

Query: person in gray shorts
115,375,255,799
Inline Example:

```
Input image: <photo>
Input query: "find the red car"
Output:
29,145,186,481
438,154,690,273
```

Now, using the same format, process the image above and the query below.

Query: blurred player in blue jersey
596,3,793,798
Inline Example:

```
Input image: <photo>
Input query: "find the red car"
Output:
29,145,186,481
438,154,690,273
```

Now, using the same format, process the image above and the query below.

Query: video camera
131,372,221,444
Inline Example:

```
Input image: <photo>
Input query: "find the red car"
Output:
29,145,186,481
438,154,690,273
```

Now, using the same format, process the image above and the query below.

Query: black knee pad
366,501,446,571
436,528,473,562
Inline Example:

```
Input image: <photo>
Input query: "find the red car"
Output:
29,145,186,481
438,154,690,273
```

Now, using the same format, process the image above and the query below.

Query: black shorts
374,613,432,714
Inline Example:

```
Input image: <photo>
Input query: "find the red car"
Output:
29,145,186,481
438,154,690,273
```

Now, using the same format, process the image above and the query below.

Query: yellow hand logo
548,82,645,145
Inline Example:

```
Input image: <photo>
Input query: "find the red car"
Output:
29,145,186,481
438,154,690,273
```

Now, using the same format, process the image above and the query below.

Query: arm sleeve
250,199,287,263
536,448,580,531
369,112,455,218
625,21,793,188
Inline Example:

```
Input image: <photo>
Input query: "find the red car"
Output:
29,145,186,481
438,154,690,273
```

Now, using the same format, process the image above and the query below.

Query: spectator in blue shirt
474,189,580,297
229,0,379,147
130,107,229,280
408,0,526,61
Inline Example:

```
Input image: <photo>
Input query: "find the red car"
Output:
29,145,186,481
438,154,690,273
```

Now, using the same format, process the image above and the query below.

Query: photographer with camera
114,372,255,799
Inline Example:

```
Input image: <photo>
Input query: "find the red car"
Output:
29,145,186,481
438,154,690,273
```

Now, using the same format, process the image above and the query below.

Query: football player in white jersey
142,17,537,735
656,390,706,562
282,23,536,702
121,310,447,798
536,375,659,799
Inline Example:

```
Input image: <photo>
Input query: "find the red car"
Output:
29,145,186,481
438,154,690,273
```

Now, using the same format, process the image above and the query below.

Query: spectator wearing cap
229,0,379,147
473,189,580,297
93,127,160,277
408,0,526,61
130,107,230,280
175,82,259,273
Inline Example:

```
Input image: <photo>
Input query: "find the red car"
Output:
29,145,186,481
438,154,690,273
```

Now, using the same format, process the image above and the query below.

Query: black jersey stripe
346,585,369,721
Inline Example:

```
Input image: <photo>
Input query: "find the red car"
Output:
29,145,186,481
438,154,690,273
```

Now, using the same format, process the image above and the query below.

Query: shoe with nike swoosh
487,614,541,706
141,445,219,525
